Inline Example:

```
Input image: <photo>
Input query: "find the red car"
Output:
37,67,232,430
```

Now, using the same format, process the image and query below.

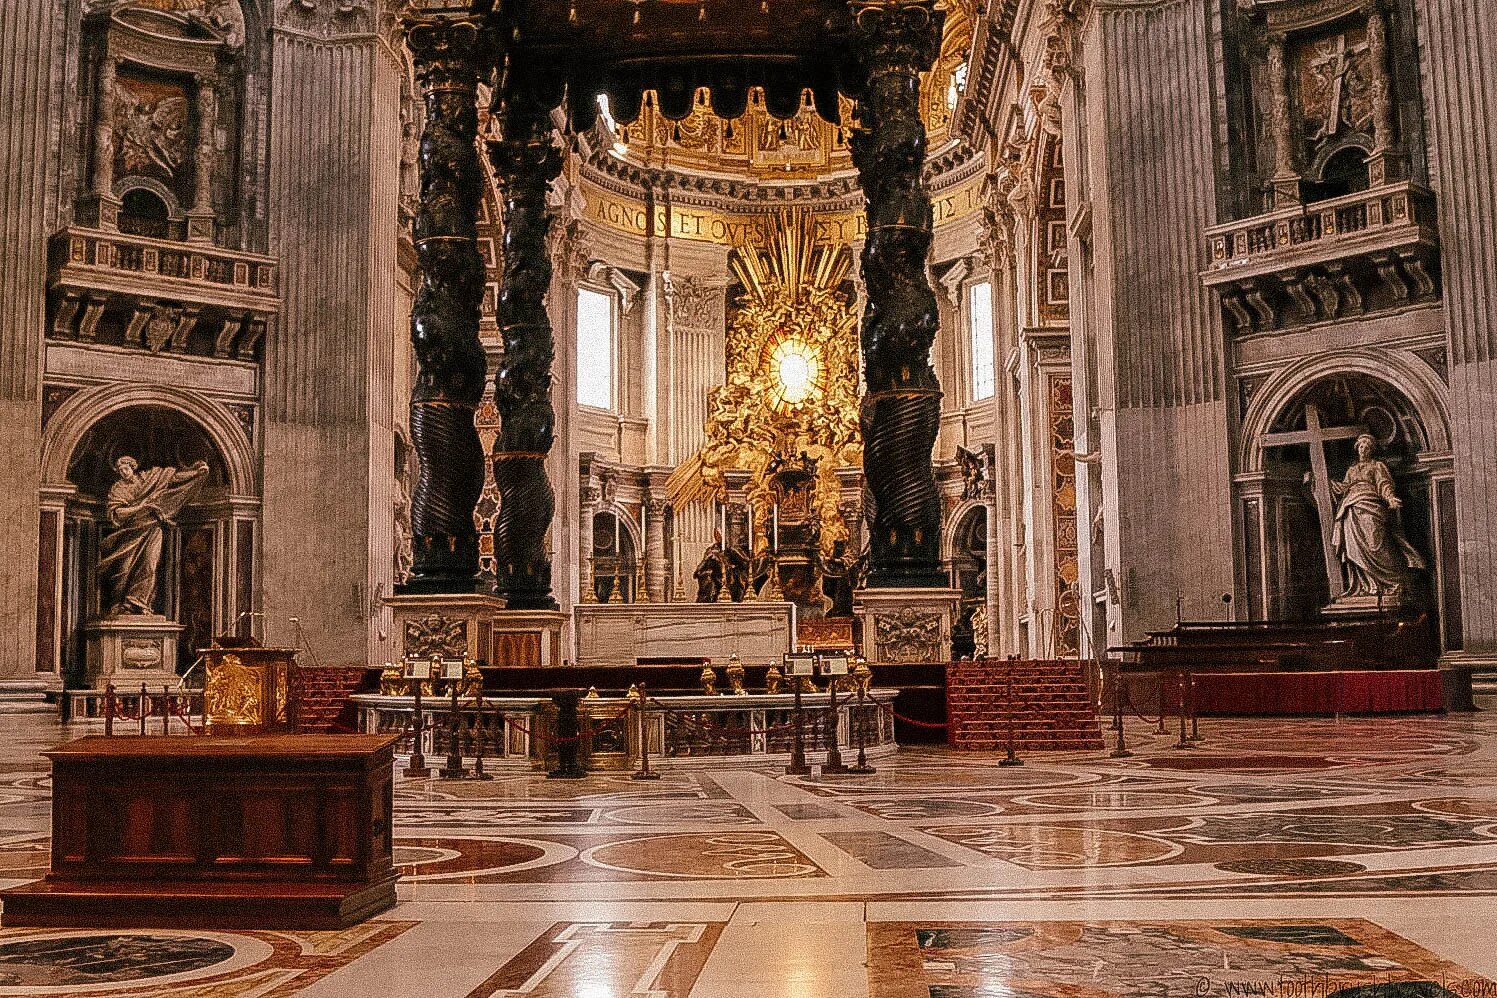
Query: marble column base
0,680,54,714
84,615,183,688
854,588,960,664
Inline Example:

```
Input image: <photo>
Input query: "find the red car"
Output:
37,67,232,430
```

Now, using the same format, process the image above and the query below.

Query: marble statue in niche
1317,433,1427,604
98,456,210,615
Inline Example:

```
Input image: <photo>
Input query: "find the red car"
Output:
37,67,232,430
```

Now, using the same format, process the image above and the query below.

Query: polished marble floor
3,705,1497,996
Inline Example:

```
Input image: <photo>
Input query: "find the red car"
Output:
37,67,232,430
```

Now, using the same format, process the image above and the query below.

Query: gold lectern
201,639,299,734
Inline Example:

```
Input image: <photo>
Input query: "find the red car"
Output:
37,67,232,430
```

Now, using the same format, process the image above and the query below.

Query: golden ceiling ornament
610,1,973,182
667,208,860,558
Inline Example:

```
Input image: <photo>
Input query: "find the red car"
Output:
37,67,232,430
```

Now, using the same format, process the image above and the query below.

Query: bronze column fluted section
847,0,946,589
488,94,562,610
401,17,488,594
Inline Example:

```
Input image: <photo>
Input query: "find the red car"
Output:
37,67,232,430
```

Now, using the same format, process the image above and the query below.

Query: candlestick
773,503,779,553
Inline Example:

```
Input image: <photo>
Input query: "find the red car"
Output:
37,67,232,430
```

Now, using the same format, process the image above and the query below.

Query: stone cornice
579,137,984,217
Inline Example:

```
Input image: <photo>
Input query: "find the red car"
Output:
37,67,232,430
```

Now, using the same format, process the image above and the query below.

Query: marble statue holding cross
1264,404,1426,609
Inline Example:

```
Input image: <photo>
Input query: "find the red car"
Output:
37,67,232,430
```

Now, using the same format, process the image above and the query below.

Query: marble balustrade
351,690,898,771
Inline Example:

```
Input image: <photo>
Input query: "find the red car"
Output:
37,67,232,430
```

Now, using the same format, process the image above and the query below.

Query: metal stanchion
471,695,493,780
104,683,116,737
441,681,467,779
822,687,848,775
138,683,148,735
848,685,876,774
548,690,587,779
1188,671,1204,743
999,658,1023,767
1156,674,1169,734
785,681,811,776
160,685,170,735
632,682,661,781
1111,665,1124,732
404,681,431,778
1172,671,1195,749
1110,670,1133,758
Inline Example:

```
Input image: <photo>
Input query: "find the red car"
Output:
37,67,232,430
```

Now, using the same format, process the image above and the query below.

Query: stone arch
41,384,257,499
591,504,641,603
942,497,986,563
1238,349,1451,474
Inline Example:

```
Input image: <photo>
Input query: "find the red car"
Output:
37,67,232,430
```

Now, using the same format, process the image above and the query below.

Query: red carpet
1191,669,1444,716
946,659,1105,751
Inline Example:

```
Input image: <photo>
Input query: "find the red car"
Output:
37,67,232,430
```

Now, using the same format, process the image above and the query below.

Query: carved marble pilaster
644,495,669,605
1363,5,1404,184
488,93,563,610
847,0,946,589
579,483,600,604
400,16,488,594
187,80,217,243
80,56,121,229
1266,33,1300,206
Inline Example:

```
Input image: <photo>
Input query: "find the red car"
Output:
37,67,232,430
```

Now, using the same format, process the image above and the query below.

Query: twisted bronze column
401,17,488,594
847,0,946,589
488,93,562,610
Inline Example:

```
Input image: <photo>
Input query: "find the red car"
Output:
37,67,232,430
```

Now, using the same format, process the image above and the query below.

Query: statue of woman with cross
1311,432,1427,604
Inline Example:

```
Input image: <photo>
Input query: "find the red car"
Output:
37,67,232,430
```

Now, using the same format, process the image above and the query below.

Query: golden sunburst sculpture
667,209,860,558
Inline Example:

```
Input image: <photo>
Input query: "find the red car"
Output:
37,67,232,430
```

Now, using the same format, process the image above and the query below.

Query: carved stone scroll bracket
846,0,947,590
488,88,564,611
400,15,489,595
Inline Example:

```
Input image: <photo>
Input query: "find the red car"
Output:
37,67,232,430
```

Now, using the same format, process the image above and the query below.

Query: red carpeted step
945,659,1105,752
294,667,375,734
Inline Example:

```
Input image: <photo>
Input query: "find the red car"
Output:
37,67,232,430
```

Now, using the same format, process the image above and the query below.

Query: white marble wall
1080,0,1236,638
1419,0,1497,663
0,0,69,683
260,23,404,666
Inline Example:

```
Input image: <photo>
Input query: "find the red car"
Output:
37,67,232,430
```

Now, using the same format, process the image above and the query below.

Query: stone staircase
295,667,374,734
946,659,1105,751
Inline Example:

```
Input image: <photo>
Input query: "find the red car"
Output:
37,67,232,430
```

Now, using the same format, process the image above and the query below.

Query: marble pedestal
575,602,796,669
0,680,54,714
84,616,184,688
855,588,960,664
386,593,507,664
386,594,566,669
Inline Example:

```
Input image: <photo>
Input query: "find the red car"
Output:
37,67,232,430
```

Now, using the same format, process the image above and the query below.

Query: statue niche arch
1240,369,1458,656
49,401,254,684
591,509,639,604
946,500,987,660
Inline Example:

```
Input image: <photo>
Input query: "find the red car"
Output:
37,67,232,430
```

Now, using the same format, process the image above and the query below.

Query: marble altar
574,602,796,668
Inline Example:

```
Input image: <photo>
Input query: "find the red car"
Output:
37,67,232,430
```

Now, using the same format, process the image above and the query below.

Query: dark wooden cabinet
1,735,398,929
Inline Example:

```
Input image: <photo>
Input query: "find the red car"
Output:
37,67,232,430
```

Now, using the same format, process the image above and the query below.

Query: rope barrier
165,695,202,735
1119,676,1167,726
879,702,948,730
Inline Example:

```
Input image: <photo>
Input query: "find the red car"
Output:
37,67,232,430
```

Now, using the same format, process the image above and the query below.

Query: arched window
576,286,616,411
968,280,995,402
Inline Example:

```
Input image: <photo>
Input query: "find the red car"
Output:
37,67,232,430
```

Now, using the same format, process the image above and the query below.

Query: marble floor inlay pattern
2,706,1497,995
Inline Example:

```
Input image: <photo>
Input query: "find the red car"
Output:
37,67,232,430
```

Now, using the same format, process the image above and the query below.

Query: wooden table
0,734,397,929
